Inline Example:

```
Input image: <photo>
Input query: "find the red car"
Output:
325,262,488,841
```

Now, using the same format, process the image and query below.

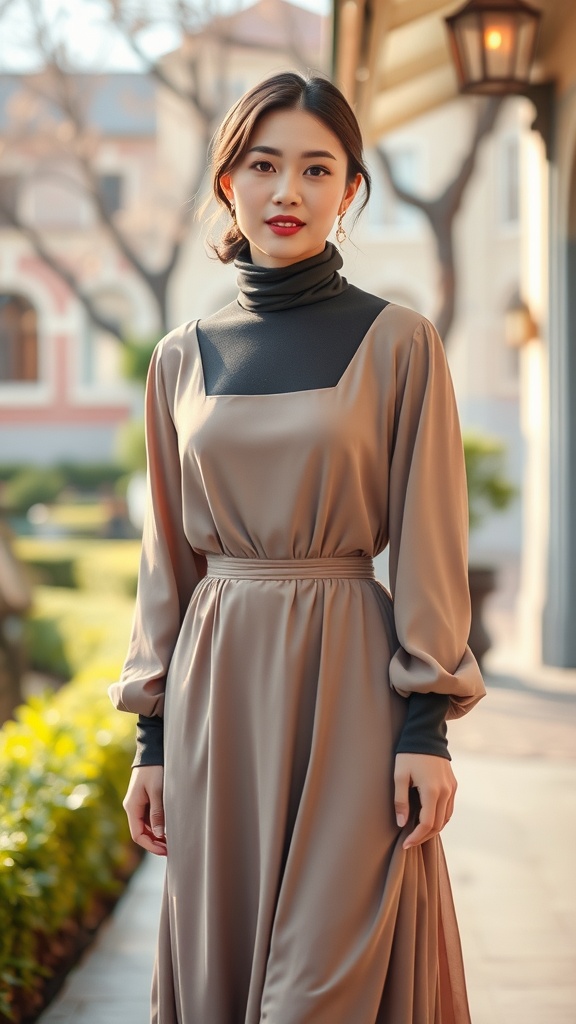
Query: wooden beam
365,65,458,140
387,0,454,31
335,0,366,101
376,44,449,91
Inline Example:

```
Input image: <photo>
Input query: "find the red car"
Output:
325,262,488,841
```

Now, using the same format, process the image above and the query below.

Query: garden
0,463,143,1023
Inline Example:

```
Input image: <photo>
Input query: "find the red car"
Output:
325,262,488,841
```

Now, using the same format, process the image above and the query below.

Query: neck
234,243,348,313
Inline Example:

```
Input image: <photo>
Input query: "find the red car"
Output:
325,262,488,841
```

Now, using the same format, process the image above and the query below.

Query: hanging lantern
445,0,542,95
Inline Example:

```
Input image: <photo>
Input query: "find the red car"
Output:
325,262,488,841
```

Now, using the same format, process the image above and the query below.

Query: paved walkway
38,596,576,1024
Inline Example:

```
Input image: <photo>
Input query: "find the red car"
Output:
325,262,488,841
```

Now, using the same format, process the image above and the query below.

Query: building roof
0,73,156,136
205,0,325,65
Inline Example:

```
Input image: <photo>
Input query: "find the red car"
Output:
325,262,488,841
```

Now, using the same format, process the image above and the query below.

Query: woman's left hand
393,753,458,850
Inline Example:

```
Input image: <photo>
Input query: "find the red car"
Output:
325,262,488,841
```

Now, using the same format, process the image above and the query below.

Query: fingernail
153,826,164,838
396,813,406,827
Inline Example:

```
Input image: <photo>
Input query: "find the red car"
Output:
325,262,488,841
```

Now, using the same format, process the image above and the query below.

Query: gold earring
336,212,346,245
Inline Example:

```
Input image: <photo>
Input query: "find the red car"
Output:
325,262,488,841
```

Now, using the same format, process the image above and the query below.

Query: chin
252,234,326,266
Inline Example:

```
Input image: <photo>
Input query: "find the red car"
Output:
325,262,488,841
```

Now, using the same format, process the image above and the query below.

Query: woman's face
220,107,362,268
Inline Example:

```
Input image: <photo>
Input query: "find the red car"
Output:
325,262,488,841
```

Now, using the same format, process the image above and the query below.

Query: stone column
542,114,576,666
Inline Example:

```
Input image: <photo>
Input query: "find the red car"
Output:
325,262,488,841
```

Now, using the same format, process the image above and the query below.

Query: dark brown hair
208,71,371,263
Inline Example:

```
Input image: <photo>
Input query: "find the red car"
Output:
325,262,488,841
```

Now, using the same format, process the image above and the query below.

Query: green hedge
0,462,129,515
0,536,143,1015
14,539,140,596
0,537,143,1018
23,584,136,681
0,666,136,1021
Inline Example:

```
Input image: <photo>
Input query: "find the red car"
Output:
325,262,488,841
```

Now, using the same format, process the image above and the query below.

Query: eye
251,160,275,173
305,165,331,177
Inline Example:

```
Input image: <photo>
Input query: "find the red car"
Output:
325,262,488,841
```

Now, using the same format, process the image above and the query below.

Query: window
368,146,423,231
98,174,123,217
0,294,39,382
0,175,19,227
499,136,520,226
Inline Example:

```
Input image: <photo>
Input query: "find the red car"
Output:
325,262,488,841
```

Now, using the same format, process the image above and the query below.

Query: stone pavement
38,597,576,1024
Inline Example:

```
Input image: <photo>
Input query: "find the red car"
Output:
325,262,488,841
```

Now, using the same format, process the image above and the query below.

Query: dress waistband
205,555,375,580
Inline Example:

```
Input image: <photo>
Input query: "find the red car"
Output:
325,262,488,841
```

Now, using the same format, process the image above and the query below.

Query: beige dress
110,302,485,1024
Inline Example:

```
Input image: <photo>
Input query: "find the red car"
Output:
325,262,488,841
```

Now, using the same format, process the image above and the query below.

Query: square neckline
193,303,393,400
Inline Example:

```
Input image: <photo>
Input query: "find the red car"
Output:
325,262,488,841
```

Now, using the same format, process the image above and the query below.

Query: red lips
265,216,305,236
265,216,305,226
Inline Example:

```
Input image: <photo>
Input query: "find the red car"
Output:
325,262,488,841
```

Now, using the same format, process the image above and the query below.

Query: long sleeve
388,318,485,719
108,338,206,718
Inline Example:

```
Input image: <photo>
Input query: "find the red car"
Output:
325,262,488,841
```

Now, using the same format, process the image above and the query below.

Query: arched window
0,294,39,382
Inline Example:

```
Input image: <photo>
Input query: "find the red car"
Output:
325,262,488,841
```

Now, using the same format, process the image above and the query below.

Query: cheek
235,178,269,214
314,185,344,218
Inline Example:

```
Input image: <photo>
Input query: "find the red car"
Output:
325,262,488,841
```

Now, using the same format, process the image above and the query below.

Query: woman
110,71,485,1024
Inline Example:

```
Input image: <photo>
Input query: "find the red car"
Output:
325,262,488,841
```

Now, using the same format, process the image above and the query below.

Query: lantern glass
446,1,541,95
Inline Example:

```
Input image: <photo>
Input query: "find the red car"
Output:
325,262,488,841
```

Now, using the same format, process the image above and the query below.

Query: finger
148,791,166,840
394,767,411,828
133,829,167,857
124,791,163,848
402,819,435,848
437,774,457,831
432,791,451,834
124,800,168,855
403,788,437,849
444,788,456,826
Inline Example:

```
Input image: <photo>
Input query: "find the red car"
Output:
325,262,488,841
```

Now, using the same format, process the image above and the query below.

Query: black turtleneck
133,244,451,769
196,243,387,396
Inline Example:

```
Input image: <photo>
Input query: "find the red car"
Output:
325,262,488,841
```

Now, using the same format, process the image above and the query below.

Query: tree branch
0,199,124,340
375,97,503,341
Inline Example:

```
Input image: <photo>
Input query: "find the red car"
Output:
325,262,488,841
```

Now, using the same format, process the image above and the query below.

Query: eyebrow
247,145,337,160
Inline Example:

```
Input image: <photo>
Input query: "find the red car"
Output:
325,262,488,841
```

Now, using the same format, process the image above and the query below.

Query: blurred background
0,1,575,1023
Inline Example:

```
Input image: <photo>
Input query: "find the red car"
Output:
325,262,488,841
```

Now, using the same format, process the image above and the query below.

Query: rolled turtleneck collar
234,242,348,313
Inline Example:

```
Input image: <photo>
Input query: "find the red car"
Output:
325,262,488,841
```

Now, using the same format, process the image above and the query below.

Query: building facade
0,74,159,462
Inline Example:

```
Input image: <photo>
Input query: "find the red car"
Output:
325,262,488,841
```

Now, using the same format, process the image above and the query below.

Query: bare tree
0,0,316,342
0,0,212,338
375,97,503,343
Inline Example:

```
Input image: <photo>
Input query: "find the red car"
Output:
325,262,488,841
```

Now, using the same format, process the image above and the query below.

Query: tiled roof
202,0,324,61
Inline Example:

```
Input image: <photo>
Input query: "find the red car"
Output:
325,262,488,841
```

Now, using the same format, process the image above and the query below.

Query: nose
272,171,302,206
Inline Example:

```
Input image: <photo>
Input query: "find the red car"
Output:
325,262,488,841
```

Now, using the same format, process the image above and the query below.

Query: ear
339,172,363,214
220,173,234,204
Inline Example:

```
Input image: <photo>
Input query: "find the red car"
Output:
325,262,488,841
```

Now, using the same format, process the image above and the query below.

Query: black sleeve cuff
132,714,165,768
395,692,451,760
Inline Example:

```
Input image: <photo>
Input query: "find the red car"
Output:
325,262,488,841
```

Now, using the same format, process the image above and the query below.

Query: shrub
14,539,140,598
22,584,136,680
22,615,70,679
0,665,136,1021
115,418,146,474
0,533,142,1019
19,555,77,590
73,541,140,597
55,462,127,494
120,337,158,384
3,469,66,515
463,430,517,531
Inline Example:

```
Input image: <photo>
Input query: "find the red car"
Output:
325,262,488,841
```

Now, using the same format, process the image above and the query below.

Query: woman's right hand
123,765,167,857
